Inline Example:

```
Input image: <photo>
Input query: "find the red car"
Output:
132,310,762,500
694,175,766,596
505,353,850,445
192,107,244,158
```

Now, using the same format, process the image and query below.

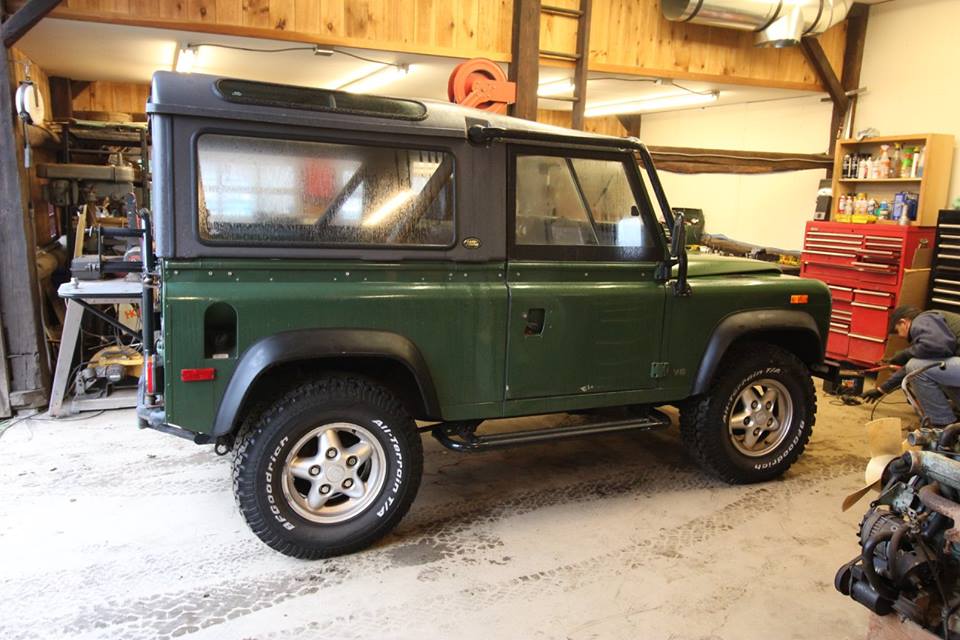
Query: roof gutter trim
145,101,465,138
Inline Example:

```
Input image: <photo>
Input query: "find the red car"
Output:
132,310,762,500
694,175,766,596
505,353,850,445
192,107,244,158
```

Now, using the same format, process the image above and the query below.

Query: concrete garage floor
0,385,917,640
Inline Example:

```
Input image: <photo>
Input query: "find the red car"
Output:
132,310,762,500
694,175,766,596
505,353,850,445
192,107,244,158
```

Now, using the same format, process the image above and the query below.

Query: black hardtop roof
148,71,627,144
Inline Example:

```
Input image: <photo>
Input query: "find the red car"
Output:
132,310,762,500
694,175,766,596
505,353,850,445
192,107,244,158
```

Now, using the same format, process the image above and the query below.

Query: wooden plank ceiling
18,0,845,92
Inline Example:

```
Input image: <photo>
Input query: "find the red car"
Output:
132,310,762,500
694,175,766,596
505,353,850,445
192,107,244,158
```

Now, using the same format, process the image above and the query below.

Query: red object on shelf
800,221,935,367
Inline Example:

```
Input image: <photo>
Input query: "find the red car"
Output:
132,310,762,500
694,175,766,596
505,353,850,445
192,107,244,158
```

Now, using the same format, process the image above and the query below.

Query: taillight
145,355,155,394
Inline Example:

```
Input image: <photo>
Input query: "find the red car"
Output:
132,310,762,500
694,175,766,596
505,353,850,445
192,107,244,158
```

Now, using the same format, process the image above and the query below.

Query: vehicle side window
196,134,454,247
515,154,656,250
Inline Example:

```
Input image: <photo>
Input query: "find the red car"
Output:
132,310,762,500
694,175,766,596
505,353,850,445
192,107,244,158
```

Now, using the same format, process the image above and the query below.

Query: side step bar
431,410,672,453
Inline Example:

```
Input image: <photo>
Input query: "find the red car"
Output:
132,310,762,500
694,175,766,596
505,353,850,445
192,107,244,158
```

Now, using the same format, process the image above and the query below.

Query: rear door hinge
650,362,670,379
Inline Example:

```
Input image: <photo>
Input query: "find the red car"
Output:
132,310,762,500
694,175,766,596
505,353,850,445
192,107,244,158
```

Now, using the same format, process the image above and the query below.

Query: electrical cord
668,80,718,96
187,42,402,68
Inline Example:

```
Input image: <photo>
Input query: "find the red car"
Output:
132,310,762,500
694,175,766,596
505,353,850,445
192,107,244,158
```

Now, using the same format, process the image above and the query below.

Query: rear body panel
162,259,508,430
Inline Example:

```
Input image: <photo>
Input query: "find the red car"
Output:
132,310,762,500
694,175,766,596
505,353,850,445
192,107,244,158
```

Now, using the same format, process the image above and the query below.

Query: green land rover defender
136,71,832,558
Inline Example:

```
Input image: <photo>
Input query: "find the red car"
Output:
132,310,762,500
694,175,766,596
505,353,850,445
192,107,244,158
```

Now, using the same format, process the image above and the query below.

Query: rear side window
515,154,657,250
196,134,455,247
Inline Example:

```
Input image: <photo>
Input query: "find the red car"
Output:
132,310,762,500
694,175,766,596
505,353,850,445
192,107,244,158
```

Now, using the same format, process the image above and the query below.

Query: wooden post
0,312,11,419
832,4,870,153
1,0,62,410
49,76,72,119
618,114,642,138
509,0,540,121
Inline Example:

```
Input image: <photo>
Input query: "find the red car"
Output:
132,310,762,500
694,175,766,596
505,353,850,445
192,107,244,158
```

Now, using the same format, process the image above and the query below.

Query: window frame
191,129,459,251
507,145,668,262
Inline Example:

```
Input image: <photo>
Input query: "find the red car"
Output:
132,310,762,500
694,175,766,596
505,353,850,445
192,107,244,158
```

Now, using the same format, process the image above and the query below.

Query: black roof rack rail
466,124,675,230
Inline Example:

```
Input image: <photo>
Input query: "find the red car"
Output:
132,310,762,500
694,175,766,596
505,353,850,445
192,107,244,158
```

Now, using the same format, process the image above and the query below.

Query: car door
504,146,668,401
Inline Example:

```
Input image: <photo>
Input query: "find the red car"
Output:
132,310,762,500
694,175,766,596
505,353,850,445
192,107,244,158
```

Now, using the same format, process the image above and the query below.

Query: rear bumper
809,359,840,382
136,379,211,444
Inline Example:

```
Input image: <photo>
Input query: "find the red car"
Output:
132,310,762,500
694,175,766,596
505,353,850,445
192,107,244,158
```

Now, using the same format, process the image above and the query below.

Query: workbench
49,278,142,416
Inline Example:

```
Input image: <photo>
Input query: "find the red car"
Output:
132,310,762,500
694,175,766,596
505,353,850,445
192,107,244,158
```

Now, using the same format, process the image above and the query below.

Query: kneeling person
862,306,960,427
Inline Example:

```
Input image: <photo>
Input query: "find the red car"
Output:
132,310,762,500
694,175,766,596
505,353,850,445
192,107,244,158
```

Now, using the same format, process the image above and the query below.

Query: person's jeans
903,357,960,425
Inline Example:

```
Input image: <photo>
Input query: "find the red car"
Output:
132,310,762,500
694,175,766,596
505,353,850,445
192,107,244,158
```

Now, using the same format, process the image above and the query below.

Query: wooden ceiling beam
617,114,642,138
646,146,833,175
1,0,61,48
829,4,869,154
799,36,848,115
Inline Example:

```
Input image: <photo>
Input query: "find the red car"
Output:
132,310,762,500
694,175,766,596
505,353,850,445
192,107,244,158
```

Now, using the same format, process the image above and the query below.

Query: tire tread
232,375,422,559
679,342,816,484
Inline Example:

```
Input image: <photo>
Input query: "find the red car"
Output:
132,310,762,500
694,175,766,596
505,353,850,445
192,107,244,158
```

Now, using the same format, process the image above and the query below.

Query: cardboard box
875,264,931,387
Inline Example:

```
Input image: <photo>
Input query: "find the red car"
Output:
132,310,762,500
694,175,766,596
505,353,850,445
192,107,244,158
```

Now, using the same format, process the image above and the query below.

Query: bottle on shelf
912,145,925,178
891,144,902,179
879,145,891,179
900,146,914,178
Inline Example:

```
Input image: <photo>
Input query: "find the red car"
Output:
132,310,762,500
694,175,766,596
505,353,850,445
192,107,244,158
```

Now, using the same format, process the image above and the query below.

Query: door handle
523,308,545,336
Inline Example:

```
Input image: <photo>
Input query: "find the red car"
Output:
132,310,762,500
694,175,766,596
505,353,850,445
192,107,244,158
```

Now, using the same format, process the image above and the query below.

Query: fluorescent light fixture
338,64,410,94
174,45,197,74
584,91,718,117
538,79,575,98
363,189,415,227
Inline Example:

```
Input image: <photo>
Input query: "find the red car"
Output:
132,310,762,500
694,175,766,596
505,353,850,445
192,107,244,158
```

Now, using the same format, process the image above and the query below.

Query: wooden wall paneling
320,0,345,36
587,0,608,62
413,0,434,46
539,10,577,58
35,0,848,92
72,80,150,114
186,0,215,23
476,0,498,53
454,0,479,52
269,0,295,31
242,0,271,29
211,0,227,22
433,0,454,48
537,109,626,137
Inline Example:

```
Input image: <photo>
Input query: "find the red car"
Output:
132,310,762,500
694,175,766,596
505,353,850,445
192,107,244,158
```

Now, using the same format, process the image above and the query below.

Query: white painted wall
856,0,960,207
640,95,832,250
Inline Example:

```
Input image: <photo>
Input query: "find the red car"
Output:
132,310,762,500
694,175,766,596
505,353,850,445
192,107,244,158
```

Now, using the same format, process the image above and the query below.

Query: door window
513,153,661,257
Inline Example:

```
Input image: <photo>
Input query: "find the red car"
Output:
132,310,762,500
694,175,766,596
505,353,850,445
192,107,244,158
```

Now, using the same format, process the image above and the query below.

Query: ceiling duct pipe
661,0,854,48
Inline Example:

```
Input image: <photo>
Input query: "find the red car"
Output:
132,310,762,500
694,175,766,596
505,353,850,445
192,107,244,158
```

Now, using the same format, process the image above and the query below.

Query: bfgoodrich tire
233,375,423,559
679,343,815,484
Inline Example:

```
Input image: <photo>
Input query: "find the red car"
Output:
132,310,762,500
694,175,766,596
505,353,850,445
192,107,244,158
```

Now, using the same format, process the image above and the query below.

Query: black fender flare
691,309,823,395
211,329,440,437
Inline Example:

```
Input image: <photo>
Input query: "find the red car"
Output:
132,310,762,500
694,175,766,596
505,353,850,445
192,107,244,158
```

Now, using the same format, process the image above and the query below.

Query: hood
680,254,782,278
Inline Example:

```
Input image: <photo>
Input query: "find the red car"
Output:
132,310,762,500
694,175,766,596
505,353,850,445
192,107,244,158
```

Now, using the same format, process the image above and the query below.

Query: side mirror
671,212,692,297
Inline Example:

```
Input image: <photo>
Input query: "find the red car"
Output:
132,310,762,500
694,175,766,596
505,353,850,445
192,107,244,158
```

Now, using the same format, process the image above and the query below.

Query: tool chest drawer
801,221,934,366
847,333,887,364
928,212,960,313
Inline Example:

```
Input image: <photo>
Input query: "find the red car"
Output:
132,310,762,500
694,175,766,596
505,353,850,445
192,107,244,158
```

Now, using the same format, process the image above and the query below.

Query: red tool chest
800,221,935,366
